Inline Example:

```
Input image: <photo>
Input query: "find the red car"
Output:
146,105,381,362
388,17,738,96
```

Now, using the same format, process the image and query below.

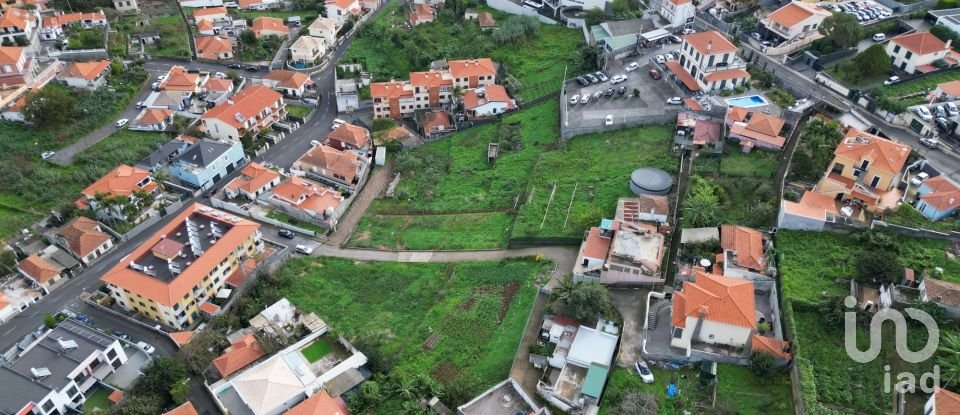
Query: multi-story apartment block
370,80,415,119
448,58,496,88
101,203,262,329
201,85,285,140
371,58,498,119
670,31,750,92
0,7,38,45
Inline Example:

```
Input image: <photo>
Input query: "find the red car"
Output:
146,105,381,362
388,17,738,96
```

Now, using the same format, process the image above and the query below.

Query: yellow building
814,128,911,212
101,203,262,329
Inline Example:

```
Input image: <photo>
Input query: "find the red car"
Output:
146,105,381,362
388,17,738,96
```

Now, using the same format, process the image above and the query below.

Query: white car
655,55,665,64
883,76,900,86
625,62,639,72
682,28,696,35
41,151,55,160
136,341,155,355
157,75,167,81
151,81,160,90
920,137,940,149
916,106,933,121
310,140,322,147
295,244,314,255
570,94,580,104
214,71,227,78
911,172,930,186
667,96,683,105
115,118,129,128
872,33,886,42
947,102,959,116
580,94,589,104
635,360,654,384
605,114,613,125
610,75,627,84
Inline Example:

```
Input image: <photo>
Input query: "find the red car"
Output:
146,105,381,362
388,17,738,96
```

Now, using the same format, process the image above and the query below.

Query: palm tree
450,85,465,112
392,378,417,401
552,274,577,302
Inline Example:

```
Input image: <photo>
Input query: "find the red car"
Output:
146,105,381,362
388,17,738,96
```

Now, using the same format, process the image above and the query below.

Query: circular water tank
629,167,672,196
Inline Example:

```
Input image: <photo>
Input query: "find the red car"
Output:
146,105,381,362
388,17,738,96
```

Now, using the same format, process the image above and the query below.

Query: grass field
278,257,550,413
142,15,191,59
347,212,514,250
301,337,334,363
232,9,320,23
84,387,113,412
885,204,960,232
286,104,312,118
342,3,583,102
266,209,327,234
600,365,792,415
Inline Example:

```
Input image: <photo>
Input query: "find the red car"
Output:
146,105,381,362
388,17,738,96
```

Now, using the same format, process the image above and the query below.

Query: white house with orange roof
292,143,369,190
223,162,281,200
18,255,64,294
261,69,313,97
409,2,434,26
325,122,370,151
778,190,849,231
670,271,756,355
197,18,216,35
196,35,234,60
77,164,158,220
726,110,786,152
268,176,345,227
192,6,229,23
670,31,749,92
720,224,770,280
885,32,958,74
0,7,38,45
325,0,361,25
40,11,107,41
160,66,209,93
916,175,960,221
289,35,325,66
131,108,175,131
573,200,668,286
813,128,911,213
251,16,289,38
932,79,960,101
201,84,285,140
0,46,40,87
57,59,111,90
659,0,695,29
760,1,830,43
463,84,515,119
55,216,114,265
307,17,338,44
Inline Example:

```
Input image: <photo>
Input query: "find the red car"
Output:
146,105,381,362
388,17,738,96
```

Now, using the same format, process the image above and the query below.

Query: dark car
244,65,259,72
575,76,589,86
228,63,242,69
936,117,952,132
618,86,626,95
111,330,131,341
585,74,599,83
648,69,661,80
604,88,614,98
278,229,295,239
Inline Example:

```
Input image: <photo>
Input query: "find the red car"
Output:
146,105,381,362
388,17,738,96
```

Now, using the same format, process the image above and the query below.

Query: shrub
750,351,777,377
734,86,746,94
719,89,733,97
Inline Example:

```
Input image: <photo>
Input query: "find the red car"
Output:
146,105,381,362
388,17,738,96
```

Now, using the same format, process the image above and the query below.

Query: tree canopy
853,44,891,77
818,13,864,50
24,86,76,128
551,280,613,322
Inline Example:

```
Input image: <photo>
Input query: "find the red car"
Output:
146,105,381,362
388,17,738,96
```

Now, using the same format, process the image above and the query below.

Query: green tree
682,176,721,227
749,351,777,377
24,86,76,128
169,379,189,405
585,7,606,26
818,13,864,50
551,282,613,322
854,251,901,284
853,44,891,77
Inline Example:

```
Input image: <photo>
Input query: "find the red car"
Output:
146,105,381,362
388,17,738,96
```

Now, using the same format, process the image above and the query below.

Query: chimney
707,41,712,53
947,39,953,51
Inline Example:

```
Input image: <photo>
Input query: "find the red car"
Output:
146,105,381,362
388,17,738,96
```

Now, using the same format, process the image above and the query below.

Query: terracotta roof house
370,80,414,119
131,108,175,131
213,333,266,378
925,387,960,415
814,128,911,213
77,164,158,220
203,77,234,93
750,334,792,361
18,255,63,293
670,271,757,355
196,35,234,60
886,32,958,74
720,224,767,277
463,84,515,119
269,176,345,224
164,402,200,415
0,7,38,44
921,276,960,318
57,60,111,90
224,162,281,200
292,144,368,189
197,18,215,35
325,0,361,25
39,11,107,41
934,80,960,100
917,175,960,221
289,35,325,65
285,390,349,415
728,112,786,152
478,11,496,29
778,190,845,231
169,331,196,347
192,6,229,23
409,2,434,26
409,70,453,108
201,84,285,140
422,110,451,138
672,31,749,92
616,195,670,224
160,66,207,93
448,58,497,88
251,16,290,38
573,217,667,286
262,69,314,97
100,203,263,330
725,106,750,125
762,1,830,42
55,217,113,265
325,122,370,150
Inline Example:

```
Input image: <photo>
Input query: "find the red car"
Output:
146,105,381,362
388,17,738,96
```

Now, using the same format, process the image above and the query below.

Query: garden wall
872,0,936,13
486,0,559,25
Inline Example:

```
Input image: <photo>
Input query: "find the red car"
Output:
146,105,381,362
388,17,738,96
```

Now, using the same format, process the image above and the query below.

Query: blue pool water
725,95,768,108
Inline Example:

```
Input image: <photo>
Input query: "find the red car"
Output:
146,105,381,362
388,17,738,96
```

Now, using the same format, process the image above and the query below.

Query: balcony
698,57,747,74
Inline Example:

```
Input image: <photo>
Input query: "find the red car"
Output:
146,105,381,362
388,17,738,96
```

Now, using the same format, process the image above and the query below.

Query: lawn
231,8,320,23
131,15,191,59
286,103,312,118
884,202,960,232
600,364,792,415
875,69,960,99
83,387,113,412
342,3,584,102
777,229,960,304
301,337,334,363
278,257,551,413
347,211,514,250
266,209,327,234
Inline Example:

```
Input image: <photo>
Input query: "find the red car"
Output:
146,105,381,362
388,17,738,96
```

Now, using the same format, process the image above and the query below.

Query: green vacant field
601,365,792,415
286,104,312,118
342,2,584,101
278,257,550,413
348,101,676,249
84,387,113,412
885,203,960,232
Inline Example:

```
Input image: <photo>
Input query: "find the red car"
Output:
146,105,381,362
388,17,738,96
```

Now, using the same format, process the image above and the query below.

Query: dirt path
328,160,394,246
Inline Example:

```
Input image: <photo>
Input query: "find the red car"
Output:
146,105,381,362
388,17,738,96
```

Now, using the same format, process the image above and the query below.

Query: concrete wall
486,0,559,25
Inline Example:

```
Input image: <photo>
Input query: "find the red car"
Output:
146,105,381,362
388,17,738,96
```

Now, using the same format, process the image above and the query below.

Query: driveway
610,288,650,367
105,347,151,389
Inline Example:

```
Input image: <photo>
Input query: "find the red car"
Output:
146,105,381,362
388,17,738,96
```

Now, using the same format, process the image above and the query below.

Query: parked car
872,33,886,42
648,69,661,80
136,101,146,109
667,35,682,43
936,105,948,119
570,94,580,104
682,28,696,35
911,172,930,186
228,63,242,69
575,76,589,86
664,52,676,61
592,91,603,100
278,229,295,239
936,116,952,132
948,102,960,116
151,81,160,90
295,244,314,255
585,74,599,83
635,360,654,383
610,74,627,84
214,71,227,78
136,341,156,355
594,71,608,82
916,106,933,121
41,151,55,160
115,119,129,128
920,137,940,149
75,314,93,325
580,94,589,104
605,114,614,125
111,330,132,341
883,76,900,85
751,32,762,41
157,74,167,82
618,86,626,95
244,65,259,72
655,54,665,64
667,96,683,105
604,88,614,98
625,62,639,72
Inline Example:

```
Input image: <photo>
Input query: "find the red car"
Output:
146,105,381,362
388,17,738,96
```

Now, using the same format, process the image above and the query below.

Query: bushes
491,15,540,44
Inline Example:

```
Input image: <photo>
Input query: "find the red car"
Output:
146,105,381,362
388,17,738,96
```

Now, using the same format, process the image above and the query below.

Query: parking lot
827,1,892,25
563,58,680,129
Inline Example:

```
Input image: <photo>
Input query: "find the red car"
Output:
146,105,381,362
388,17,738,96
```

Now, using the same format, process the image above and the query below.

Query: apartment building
670,31,750,92
101,203,262,329
0,7,39,45
201,85,285,140
371,58,497,119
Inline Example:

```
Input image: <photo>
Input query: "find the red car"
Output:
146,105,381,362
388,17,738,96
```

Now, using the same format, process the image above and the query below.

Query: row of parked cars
570,86,628,104
832,1,890,23
915,102,960,145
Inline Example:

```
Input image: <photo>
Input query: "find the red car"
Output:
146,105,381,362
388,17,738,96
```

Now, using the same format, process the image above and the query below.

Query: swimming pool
725,95,768,108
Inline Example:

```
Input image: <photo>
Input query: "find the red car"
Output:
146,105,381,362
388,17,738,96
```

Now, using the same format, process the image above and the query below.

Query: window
859,160,869,170
893,45,901,54
107,349,118,360
870,176,881,188
831,163,845,174
66,385,78,397
42,400,54,412
905,51,913,60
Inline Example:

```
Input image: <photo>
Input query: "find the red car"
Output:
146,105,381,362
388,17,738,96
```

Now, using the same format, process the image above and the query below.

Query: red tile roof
138,109,173,126
478,12,495,27
463,84,514,111
834,128,911,175
285,391,350,415
169,331,196,347
164,402,199,415
923,276,960,307
664,60,700,91
0,8,32,31
938,80,960,97
703,68,750,82
213,333,266,377
272,176,343,214
19,255,60,284
582,227,611,259
195,35,233,59
161,66,201,91
891,32,948,56
682,31,738,55
295,144,362,183
726,106,750,123
932,387,960,414
767,2,829,28
448,58,496,79
108,390,123,404
409,70,452,88
204,77,234,92
720,224,765,271
751,334,791,360
81,164,156,199
42,11,106,28
423,111,451,132
224,162,280,195
59,60,110,81
920,176,960,212
57,217,110,259
192,6,227,19
0,46,22,66
327,122,369,148
263,70,313,90
252,16,290,36
202,85,283,129
370,81,413,99
672,270,756,329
